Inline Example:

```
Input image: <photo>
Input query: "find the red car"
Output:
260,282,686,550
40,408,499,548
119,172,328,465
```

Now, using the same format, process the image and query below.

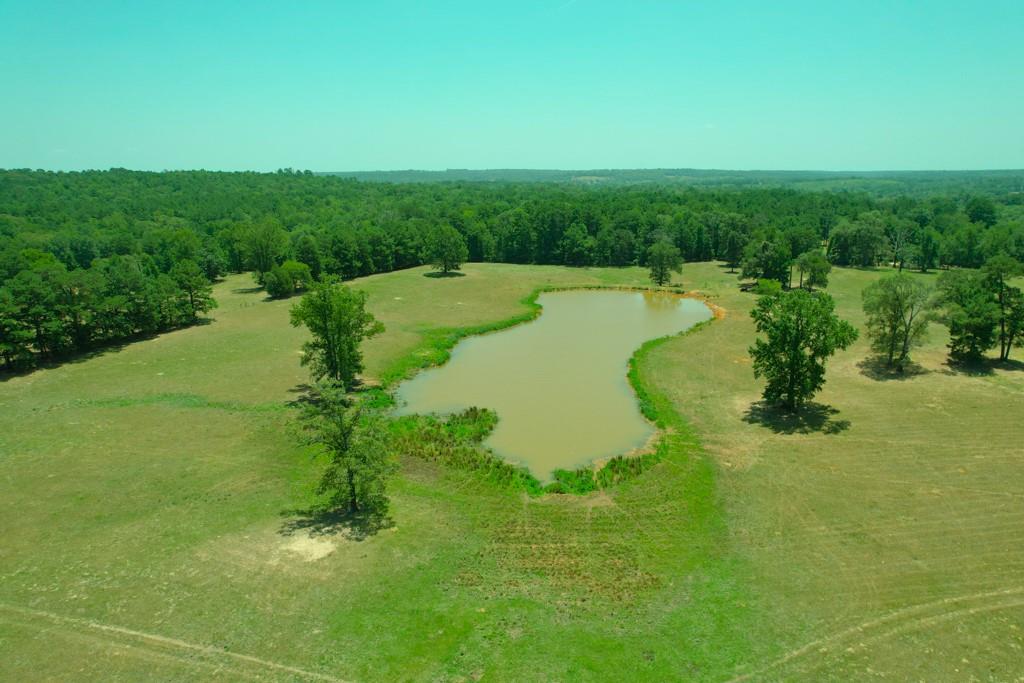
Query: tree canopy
2,169,1022,372
862,274,934,371
647,241,683,286
938,269,1000,362
289,278,384,390
981,254,1024,361
425,224,468,274
749,290,858,411
298,383,396,516
794,250,831,291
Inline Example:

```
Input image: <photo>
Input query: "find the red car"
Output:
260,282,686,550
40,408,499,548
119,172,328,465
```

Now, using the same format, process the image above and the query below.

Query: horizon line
3,166,1024,175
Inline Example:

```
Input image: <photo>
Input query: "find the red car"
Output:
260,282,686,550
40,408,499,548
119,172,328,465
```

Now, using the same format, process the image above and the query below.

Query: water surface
395,289,712,479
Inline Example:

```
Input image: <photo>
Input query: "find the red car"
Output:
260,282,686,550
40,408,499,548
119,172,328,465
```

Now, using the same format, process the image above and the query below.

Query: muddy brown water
395,289,713,480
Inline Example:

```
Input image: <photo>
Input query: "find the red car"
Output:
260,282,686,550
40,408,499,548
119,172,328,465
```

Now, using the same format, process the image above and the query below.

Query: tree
290,277,384,390
264,260,313,299
827,218,886,267
292,232,323,279
965,196,997,227
595,227,636,266
425,224,468,274
299,384,396,515
883,218,915,270
937,269,999,362
723,230,747,273
0,286,34,369
647,240,682,286
794,250,831,291
749,290,858,411
244,219,288,282
916,229,941,272
559,222,594,266
171,259,217,320
741,238,791,286
862,274,934,371
981,254,1024,361
1003,287,1024,361
198,244,228,281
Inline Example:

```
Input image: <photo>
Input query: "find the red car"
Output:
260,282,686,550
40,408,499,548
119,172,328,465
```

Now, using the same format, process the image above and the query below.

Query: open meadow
2,262,1023,681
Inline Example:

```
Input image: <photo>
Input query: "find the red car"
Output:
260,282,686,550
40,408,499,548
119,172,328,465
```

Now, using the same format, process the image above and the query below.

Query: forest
1,168,1022,371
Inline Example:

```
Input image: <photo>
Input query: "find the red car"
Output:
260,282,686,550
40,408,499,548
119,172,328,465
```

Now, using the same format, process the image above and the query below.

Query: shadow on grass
279,506,393,541
286,382,321,408
423,270,466,278
0,318,214,382
857,356,929,382
941,356,1024,377
285,380,383,409
231,285,264,294
743,401,850,435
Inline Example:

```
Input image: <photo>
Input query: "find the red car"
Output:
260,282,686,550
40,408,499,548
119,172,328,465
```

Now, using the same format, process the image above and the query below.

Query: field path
0,603,348,682
727,586,1024,681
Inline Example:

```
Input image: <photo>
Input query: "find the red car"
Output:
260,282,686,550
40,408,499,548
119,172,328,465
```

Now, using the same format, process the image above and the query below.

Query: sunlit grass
1,262,1021,680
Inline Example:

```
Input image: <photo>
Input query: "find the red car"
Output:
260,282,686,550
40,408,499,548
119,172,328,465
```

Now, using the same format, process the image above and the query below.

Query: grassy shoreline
378,281,722,496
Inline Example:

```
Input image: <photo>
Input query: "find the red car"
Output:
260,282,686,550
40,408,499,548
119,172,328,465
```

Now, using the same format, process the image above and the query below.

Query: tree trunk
347,469,358,512
999,287,1008,360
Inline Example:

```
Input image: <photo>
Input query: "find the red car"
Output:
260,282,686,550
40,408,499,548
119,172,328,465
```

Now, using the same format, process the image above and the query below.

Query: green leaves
290,277,384,391
425,224,468,274
862,273,934,370
647,240,682,286
300,384,397,515
749,289,857,411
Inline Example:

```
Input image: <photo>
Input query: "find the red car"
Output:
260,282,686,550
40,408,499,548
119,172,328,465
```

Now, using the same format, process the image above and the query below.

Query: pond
394,289,713,480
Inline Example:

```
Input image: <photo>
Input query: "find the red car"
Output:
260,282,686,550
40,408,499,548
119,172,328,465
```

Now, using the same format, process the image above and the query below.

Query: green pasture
1,263,1022,681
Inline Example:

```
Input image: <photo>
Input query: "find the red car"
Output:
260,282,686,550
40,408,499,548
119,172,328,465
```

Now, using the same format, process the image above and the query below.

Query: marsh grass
390,409,545,495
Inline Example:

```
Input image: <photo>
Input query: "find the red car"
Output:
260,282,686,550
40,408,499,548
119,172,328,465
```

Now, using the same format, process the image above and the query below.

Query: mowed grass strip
1,263,1022,680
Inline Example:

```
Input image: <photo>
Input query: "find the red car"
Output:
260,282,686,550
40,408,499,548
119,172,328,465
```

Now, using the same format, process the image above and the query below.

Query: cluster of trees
749,253,1024,414
861,254,1023,370
0,253,214,370
740,197,1022,289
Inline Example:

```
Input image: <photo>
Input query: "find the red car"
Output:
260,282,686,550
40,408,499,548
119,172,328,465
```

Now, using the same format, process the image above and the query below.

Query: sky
1,0,1022,172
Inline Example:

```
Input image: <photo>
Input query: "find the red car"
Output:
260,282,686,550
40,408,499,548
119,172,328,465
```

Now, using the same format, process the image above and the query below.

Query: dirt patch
680,290,727,320
280,533,336,562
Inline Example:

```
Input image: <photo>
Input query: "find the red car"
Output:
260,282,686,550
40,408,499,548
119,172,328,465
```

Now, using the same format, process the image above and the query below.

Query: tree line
0,252,214,370
3,169,1022,369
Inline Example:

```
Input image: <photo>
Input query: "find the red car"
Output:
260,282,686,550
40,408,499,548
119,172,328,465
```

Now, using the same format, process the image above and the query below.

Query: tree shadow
941,357,1024,377
278,506,393,541
0,318,214,382
231,285,264,294
742,401,851,435
1000,358,1024,372
286,382,321,408
857,356,929,382
423,270,466,278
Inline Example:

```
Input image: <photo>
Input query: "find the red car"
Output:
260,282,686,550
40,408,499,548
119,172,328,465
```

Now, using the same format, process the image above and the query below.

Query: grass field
1,263,1022,681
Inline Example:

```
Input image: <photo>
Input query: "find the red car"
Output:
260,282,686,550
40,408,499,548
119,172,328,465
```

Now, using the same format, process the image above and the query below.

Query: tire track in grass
0,603,348,682
726,586,1024,682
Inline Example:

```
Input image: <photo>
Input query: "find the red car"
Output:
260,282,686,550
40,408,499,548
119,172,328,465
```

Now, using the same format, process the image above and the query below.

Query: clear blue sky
1,0,1022,171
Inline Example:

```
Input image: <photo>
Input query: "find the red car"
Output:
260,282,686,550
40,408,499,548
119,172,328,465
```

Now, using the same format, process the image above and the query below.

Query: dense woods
2,168,1022,371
